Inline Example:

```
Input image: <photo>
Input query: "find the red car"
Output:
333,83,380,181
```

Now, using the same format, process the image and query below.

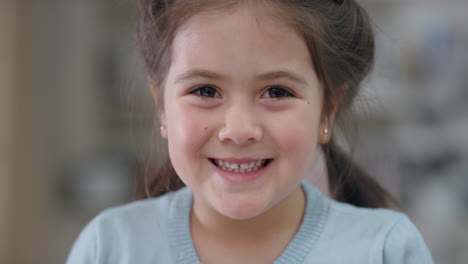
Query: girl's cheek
168,104,213,154
280,124,314,158
272,112,319,162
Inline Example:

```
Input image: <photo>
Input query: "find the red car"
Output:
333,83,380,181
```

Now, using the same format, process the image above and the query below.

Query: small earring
323,128,329,135
160,125,166,131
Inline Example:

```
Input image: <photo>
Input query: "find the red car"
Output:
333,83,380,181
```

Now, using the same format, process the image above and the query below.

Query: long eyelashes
261,86,294,100
189,85,220,99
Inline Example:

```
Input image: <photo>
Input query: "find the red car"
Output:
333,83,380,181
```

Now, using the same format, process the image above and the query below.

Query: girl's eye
190,85,220,98
262,86,294,99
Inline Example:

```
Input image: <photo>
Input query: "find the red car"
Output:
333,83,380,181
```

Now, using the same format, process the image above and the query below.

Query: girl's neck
190,186,306,263
308,147,331,197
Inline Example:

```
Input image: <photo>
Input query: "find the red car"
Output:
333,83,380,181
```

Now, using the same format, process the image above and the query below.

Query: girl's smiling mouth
208,158,273,183
210,158,271,173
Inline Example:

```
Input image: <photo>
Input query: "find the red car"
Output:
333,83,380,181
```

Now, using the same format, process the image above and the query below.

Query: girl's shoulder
300,182,433,263
85,186,193,242
66,187,192,264
328,198,407,226
314,199,434,263
303,180,408,233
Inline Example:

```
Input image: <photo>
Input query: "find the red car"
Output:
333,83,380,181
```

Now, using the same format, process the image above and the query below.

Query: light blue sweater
67,181,434,263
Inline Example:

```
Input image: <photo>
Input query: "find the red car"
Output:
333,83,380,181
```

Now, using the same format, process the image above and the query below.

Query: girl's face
159,6,329,220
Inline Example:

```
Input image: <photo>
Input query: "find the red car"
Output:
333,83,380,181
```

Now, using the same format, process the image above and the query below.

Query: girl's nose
218,106,263,145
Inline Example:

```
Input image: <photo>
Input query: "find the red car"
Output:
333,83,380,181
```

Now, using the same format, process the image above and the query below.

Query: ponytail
324,140,398,209
135,158,184,199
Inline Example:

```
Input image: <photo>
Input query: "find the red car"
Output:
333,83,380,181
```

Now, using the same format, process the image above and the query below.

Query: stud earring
323,128,329,135
160,125,166,131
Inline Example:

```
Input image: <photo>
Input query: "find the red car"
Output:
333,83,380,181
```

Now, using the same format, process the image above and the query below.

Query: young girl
67,0,434,263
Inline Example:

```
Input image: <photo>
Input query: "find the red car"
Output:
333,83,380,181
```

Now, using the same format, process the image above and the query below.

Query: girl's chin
214,198,272,220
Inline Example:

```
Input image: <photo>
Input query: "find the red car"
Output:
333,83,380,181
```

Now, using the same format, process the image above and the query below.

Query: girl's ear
148,77,168,139
319,84,347,144
318,110,336,144
160,114,168,139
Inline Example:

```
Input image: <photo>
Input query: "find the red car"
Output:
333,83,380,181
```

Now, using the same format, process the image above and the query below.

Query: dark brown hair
136,0,397,208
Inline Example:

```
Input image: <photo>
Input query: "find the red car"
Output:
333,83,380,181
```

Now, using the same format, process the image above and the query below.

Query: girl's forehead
171,5,311,69
169,13,313,83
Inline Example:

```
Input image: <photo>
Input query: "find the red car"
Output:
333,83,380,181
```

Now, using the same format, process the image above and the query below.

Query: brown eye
191,86,220,98
263,86,294,99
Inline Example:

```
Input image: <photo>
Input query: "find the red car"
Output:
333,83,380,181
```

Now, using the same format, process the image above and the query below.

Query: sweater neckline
168,181,330,264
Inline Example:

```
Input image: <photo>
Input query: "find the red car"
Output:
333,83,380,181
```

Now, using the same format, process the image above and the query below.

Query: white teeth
214,159,268,173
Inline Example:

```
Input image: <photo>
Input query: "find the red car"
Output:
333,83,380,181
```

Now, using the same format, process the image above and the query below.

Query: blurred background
0,0,466,263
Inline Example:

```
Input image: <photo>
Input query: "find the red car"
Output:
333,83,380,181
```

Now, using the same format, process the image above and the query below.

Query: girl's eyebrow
257,70,308,86
175,68,308,86
175,69,226,83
